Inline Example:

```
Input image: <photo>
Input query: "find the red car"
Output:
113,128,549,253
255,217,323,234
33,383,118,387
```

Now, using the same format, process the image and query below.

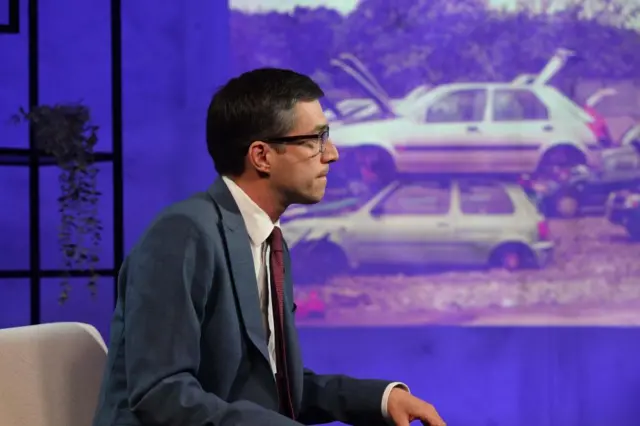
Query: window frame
370,180,454,216
457,180,516,215
425,88,488,124
491,88,549,122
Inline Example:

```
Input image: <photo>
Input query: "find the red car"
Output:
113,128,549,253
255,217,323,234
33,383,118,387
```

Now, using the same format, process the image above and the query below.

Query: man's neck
224,175,285,223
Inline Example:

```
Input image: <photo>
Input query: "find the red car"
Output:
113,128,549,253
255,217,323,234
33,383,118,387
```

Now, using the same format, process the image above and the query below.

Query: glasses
263,128,330,154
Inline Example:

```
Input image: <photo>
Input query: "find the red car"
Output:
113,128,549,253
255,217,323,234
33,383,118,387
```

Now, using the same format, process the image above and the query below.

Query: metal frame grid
0,0,124,323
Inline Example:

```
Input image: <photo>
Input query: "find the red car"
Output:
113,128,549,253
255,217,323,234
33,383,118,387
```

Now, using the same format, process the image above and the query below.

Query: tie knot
269,226,284,252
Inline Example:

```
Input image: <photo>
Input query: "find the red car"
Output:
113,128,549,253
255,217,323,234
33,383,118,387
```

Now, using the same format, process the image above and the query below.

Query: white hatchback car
282,178,554,284
328,52,600,177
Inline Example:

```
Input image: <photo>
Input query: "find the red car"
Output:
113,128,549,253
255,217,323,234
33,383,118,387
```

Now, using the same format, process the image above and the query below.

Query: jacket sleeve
123,213,303,426
279,240,392,425
297,368,391,426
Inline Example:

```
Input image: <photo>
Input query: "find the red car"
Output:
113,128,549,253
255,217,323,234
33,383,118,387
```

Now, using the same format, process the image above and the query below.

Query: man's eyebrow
310,123,329,133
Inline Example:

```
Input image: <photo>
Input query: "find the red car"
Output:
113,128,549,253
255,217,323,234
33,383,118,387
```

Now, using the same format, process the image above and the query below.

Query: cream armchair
0,322,107,426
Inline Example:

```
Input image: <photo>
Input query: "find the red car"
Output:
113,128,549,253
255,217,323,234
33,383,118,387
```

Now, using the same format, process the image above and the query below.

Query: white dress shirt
222,176,406,420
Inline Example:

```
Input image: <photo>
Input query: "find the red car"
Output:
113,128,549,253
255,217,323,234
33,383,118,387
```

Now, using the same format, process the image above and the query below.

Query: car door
452,179,519,265
398,88,490,173
488,88,551,172
348,180,456,265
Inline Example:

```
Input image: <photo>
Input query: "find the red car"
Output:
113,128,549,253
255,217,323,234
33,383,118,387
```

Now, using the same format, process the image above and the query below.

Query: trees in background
230,0,640,98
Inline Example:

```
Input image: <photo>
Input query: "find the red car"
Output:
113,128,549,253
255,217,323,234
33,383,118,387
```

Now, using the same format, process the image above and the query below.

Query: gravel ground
294,217,640,326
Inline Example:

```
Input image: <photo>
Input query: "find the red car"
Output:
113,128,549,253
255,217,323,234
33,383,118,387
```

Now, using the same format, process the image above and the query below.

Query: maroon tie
268,226,295,419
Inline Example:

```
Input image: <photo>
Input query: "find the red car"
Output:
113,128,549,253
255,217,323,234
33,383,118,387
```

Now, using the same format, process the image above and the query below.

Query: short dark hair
206,68,324,176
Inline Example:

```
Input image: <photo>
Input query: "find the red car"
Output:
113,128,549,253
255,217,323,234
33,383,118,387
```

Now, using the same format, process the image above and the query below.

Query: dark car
606,189,640,239
521,139,640,218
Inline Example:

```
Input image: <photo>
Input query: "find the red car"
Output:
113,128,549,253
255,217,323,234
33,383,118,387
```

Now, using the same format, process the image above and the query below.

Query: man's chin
295,189,325,205
296,196,323,205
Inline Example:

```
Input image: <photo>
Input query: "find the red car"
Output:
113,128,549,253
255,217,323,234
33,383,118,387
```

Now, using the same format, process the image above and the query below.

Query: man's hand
387,387,445,426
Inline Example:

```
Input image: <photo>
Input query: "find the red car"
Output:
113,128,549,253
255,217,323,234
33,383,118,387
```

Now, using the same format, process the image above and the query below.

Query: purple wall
1,0,230,330
1,1,640,425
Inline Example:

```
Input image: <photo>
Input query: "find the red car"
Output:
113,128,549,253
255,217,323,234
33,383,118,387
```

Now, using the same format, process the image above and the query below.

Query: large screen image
230,0,640,326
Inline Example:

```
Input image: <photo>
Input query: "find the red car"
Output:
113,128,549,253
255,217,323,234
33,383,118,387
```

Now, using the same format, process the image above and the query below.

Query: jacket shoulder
137,192,221,246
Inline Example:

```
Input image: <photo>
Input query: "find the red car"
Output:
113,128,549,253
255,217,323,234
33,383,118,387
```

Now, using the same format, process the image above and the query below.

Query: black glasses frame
263,128,330,154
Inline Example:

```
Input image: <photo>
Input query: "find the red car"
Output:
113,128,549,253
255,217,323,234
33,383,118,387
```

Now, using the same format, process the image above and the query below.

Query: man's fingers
420,416,445,426
418,402,445,426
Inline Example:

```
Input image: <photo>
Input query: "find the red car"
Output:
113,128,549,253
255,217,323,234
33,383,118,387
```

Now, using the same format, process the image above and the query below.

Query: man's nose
322,140,339,163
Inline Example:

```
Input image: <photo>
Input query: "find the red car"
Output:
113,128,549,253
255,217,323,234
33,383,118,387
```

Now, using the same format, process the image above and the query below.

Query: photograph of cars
231,0,640,326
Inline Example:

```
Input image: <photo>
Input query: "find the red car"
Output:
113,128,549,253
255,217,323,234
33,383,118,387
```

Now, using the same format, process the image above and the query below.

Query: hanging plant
13,103,103,303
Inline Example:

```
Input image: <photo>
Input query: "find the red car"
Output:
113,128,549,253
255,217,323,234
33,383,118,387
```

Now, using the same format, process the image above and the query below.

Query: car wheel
552,192,580,218
491,244,533,271
354,146,396,189
537,146,586,176
291,241,349,286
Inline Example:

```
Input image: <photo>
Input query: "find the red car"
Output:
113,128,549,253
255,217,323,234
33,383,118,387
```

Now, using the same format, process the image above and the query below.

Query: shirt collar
221,176,279,246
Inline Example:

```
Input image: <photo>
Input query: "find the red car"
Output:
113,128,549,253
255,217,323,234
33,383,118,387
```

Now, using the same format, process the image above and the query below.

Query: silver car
283,178,554,284
328,51,599,176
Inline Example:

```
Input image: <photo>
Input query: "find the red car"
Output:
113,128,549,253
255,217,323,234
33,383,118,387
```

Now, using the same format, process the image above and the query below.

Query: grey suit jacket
92,178,392,426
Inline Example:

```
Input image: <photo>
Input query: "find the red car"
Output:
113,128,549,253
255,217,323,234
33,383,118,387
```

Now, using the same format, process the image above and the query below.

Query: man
92,68,446,426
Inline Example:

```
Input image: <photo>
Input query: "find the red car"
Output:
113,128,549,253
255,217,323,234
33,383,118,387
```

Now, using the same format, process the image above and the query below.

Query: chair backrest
0,322,108,426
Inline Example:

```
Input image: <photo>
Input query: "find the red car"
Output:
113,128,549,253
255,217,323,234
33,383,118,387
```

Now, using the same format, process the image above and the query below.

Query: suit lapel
207,179,271,365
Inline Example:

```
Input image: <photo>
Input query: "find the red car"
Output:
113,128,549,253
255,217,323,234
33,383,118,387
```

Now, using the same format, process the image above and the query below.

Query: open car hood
511,48,575,86
330,53,396,118
585,88,618,108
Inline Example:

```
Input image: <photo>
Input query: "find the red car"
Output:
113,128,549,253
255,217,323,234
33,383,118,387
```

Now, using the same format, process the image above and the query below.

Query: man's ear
247,141,272,174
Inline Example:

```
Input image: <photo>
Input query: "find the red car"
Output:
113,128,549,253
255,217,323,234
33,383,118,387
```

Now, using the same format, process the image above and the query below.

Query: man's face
268,100,339,205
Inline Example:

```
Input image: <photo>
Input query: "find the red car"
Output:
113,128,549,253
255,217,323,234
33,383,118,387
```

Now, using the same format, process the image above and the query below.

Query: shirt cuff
381,382,410,421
